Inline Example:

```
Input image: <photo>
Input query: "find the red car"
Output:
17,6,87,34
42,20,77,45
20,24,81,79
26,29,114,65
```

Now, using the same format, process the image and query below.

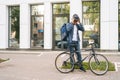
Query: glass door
82,1,100,48
8,6,20,48
52,3,70,49
31,5,44,49
53,16,68,49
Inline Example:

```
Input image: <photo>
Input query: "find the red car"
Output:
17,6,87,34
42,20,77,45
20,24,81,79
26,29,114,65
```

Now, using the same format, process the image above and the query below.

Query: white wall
101,0,118,50
20,4,30,48
44,1,52,49
0,0,119,50
0,5,8,49
109,0,118,50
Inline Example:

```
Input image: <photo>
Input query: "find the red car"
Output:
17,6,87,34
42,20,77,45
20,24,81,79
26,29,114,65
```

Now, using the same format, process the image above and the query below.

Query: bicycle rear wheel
89,54,109,75
55,52,74,73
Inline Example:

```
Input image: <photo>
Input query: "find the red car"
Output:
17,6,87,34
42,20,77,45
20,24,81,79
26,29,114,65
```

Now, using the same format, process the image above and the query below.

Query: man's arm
77,23,85,31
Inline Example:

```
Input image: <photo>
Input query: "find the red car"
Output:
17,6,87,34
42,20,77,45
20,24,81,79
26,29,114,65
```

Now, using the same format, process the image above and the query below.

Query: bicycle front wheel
89,54,109,75
55,52,74,73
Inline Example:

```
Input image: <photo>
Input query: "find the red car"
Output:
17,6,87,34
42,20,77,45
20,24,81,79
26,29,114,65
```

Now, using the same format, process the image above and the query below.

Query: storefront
0,0,118,50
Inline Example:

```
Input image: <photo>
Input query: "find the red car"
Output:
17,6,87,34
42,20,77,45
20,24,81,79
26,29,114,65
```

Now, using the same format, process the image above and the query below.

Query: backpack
60,23,68,41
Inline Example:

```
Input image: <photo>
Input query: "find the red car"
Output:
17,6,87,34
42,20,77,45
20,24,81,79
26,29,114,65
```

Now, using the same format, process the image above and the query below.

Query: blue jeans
69,41,82,62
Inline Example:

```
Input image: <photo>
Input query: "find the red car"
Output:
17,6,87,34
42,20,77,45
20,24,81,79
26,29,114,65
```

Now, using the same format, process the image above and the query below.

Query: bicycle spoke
89,54,109,75
55,52,74,73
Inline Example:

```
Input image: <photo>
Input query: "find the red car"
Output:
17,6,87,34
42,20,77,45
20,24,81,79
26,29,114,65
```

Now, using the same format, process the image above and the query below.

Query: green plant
0,58,10,63
61,62,115,71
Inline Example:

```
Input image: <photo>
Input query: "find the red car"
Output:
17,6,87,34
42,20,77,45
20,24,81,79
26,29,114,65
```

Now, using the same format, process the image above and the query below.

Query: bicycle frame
64,43,98,65
72,43,96,62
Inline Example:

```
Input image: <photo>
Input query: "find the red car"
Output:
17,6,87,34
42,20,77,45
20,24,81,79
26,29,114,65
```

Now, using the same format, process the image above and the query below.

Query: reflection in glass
8,6,20,48
82,1,100,48
55,17,68,41
31,5,44,15
31,5,44,48
53,3,70,14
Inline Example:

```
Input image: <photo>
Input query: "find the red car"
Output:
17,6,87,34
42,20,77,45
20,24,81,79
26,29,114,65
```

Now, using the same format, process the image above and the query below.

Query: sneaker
80,66,86,72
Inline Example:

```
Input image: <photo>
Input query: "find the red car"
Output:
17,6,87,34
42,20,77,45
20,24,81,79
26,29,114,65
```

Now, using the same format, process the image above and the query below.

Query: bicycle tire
89,54,109,75
55,52,75,73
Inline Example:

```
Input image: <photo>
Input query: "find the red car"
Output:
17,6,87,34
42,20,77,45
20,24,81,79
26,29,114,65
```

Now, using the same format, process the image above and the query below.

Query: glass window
31,5,44,48
53,3,70,14
31,5,44,15
52,3,70,49
82,1,100,48
8,6,20,48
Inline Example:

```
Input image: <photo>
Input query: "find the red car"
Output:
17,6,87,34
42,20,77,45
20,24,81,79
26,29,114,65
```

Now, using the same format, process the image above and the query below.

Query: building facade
0,0,119,50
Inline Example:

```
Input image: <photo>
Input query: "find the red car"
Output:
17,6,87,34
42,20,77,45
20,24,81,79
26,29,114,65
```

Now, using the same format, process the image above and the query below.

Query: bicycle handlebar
84,43,95,52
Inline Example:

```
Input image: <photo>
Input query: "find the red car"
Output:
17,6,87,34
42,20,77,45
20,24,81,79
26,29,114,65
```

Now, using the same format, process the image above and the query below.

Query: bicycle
55,43,109,75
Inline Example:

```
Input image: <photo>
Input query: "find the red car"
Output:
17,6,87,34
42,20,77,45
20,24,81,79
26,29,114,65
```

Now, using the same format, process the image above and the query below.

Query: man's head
72,14,79,22
72,14,80,24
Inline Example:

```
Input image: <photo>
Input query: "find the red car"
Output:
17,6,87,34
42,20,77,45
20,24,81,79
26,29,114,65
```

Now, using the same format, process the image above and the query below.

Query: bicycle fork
62,54,74,67
93,54,100,65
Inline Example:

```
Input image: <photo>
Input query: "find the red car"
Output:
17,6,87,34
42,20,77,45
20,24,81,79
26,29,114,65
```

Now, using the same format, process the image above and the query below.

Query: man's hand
77,19,80,24
72,18,81,25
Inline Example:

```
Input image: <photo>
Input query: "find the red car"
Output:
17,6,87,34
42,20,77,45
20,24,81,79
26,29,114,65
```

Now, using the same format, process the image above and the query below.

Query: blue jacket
66,23,84,43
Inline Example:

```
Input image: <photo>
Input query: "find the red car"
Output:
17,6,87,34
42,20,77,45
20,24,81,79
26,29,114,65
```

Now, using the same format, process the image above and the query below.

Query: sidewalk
0,50,120,80
0,49,120,54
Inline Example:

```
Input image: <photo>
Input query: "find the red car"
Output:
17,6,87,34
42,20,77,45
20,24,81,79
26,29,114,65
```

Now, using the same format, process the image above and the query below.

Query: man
66,14,86,72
